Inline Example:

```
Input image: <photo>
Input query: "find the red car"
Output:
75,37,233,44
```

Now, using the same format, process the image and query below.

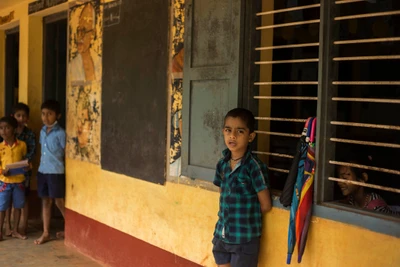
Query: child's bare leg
218,264,231,267
11,208,27,240
34,198,52,245
19,200,29,235
55,198,65,239
0,211,5,241
4,207,12,236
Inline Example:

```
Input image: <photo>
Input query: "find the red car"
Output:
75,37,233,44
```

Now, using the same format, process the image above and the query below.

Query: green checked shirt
213,148,270,244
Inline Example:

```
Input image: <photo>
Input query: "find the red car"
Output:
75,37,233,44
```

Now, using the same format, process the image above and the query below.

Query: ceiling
0,0,30,11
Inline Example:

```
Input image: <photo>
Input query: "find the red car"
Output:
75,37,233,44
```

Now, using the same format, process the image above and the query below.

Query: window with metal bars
255,0,400,218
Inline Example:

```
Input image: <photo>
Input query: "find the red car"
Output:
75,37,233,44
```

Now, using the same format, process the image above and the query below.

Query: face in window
337,166,367,196
223,116,255,156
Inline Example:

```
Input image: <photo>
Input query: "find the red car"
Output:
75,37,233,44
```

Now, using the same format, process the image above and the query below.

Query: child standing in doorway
0,116,28,241
212,108,272,267
34,100,66,245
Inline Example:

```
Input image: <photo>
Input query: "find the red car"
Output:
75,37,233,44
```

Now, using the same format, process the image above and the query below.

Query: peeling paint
66,1,102,164
170,0,185,176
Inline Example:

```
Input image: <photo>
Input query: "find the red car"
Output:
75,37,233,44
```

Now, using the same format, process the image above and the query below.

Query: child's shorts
37,172,65,199
212,237,260,267
0,181,25,211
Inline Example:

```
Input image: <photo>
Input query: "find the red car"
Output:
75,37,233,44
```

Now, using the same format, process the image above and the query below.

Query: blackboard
101,0,169,184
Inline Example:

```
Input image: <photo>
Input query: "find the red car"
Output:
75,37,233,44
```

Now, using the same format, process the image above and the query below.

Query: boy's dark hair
224,108,256,133
13,102,30,116
41,100,61,115
0,116,18,130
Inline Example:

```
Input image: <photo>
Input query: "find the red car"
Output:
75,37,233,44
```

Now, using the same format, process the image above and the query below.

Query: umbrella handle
287,254,292,265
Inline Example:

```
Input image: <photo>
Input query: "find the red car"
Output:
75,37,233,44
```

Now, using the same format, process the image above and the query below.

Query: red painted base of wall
65,209,202,267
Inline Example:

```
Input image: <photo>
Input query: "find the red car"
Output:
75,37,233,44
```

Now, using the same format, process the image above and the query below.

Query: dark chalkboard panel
101,0,169,184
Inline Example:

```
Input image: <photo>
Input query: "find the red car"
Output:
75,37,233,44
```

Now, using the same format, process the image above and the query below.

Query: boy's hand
23,162,32,172
258,189,272,214
2,168,10,176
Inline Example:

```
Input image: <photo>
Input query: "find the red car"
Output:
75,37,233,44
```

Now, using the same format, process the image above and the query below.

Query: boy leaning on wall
34,100,66,245
212,108,272,267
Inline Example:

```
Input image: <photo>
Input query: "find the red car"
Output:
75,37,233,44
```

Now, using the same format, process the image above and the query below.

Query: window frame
314,0,400,233
177,0,400,236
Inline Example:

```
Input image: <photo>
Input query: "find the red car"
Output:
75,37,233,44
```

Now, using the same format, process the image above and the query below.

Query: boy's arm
252,160,272,214
60,130,66,151
25,131,36,162
257,189,272,214
213,161,222,192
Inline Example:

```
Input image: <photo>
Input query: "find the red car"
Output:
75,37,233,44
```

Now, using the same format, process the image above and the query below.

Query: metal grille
255,0,400,206
254,0,320,190
327,0,400,199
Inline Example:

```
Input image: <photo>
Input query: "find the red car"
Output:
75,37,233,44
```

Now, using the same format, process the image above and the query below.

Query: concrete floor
0,218,102,267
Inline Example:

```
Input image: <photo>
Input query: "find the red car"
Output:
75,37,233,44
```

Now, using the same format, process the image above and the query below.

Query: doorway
5,26,19,116
43,12,67,129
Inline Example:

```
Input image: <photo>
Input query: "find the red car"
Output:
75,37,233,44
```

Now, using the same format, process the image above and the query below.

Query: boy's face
14,110,29,126
41,108,59,127
223,116,256,156
0,122,15,141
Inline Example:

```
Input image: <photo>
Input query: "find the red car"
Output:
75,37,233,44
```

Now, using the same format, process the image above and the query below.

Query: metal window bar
254,96,318,100
255,117,308,123
256,42,319,51
331,121,400,131
332,97,400,104
255,130,302,138
334,37,400,45
335,10,400,21
333,81,400,85
255,81,318,85
253,151,294,159
335,0,366,4
255,58,319,64
257,3,321,16
256,19,320,30
330,138,400,149
328,178,400,194
269,167,290,174
255,1,320,187
333,55,400,61
329,161,400,176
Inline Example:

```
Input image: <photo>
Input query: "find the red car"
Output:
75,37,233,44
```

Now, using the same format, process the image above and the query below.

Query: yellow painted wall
66,159,400,267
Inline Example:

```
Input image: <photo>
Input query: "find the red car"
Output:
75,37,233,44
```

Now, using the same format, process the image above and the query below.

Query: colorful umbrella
296,118,316,263
286,117,314,264
280,116,313,207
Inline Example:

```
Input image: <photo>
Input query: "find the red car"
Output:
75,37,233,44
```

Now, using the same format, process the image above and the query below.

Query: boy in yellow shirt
0,116,27,241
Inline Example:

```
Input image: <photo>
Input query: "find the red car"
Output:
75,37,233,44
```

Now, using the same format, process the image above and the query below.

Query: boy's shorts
212,237,260,267
0,181,25,211
37,172,65,199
